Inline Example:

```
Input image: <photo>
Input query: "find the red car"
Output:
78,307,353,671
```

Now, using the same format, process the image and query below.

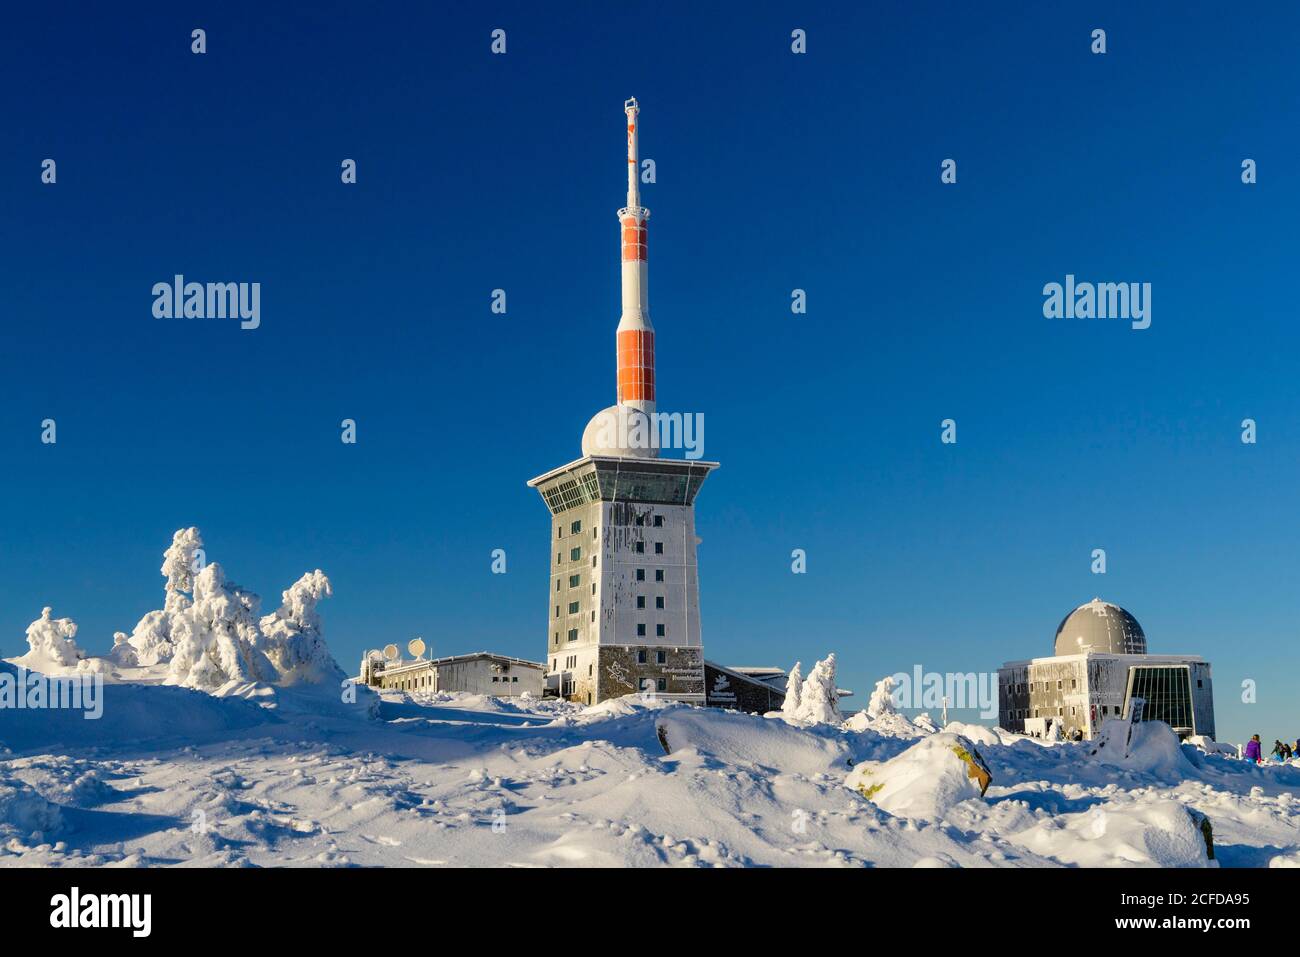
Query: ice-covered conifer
780,661,803,721
795,653,840,725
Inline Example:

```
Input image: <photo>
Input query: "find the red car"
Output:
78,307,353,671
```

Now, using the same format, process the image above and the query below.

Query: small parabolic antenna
408,637,426,659
383,643,399,662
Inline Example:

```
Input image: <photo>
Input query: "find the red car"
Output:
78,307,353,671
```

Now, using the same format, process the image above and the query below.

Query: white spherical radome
581,405,659,459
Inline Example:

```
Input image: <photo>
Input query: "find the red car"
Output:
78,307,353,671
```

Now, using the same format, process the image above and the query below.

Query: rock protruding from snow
779,661,802,721
260,570,341,685
23,607,87,668
846,732,993,821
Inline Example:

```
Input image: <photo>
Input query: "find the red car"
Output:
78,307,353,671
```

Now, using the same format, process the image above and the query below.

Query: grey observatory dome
1053,598,1147,656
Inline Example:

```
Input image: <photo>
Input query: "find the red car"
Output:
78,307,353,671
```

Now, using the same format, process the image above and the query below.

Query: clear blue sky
2,2,1296,744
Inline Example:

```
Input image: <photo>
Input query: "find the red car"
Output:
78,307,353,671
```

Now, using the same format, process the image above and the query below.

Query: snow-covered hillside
3,527,1296,868
3,679,1299,867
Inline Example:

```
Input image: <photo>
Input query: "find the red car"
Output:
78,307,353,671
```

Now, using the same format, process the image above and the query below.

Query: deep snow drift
3,531,1296,867
3,675,1299,866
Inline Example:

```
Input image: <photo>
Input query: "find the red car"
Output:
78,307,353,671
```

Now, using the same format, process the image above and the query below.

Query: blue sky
2,2,1296,743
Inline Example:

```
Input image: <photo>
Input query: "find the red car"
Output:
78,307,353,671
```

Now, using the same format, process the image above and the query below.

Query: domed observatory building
997,599,1215,740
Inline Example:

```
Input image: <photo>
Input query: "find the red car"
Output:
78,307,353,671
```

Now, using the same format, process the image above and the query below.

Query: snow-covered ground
4,527,1298,868
3,680,1300,868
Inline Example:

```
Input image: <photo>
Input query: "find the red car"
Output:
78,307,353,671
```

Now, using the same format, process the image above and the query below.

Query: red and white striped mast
616,97,655,420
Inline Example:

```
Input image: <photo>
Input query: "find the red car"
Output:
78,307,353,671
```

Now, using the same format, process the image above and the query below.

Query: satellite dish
408,638,426,659
366,649,384,663
383,644,399,661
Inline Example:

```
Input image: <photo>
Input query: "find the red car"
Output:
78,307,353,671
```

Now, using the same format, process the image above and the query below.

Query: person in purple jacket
1244,734,1262,763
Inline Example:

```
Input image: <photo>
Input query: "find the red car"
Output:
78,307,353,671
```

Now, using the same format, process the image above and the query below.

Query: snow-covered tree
111,527,343,692
260,570,341,685
126,527,205,665
795,653,841,724
780,661,803,720
166,563,275,691
24,607,86,667
866,675,897,719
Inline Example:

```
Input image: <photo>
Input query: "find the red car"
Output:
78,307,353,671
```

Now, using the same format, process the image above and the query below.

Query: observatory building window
655,570,664,582
655,597,665,609
1129,666,1194,730
637,624,646,637
656,624,666,637
636,568,646,581
635,542,645,553
654,515,664,527
636,596,646,609
654,542,664,554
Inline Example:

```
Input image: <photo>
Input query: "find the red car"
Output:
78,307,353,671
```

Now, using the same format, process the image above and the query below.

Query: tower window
653,515,664,527
570,547,581,561
567,629,578,642
636,596,646,609
568,601,579,614
655,569,664,582
655,596,665,609
554,606,560,618
637,624,646,637
656,624,665,637
636,568,646,581
655,650,666,664
571,520,582,534
634,542,645,553
654,542,664,555
637,650,647,664
656,678,666,692
569,574,580,588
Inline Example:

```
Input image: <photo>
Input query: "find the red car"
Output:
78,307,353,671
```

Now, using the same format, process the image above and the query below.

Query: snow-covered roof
375,652,545,676
999,652,1207,670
